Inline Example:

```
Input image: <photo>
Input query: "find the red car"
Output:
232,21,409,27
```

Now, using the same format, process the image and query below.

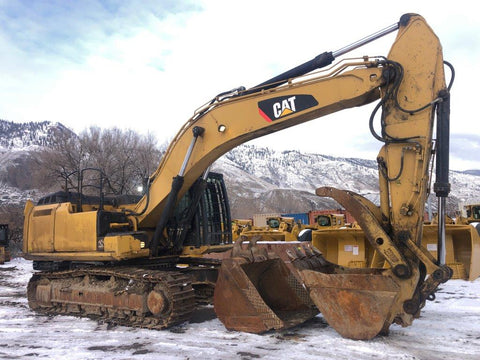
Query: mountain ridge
0,119,75,150
1,120,480,218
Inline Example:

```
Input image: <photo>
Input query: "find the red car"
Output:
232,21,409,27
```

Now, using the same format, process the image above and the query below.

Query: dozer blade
214,236,318,333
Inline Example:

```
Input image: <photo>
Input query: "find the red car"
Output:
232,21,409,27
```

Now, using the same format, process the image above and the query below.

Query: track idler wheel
147,288,168,316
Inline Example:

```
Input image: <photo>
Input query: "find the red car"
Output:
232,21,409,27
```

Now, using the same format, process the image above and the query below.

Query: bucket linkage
214,186,452,340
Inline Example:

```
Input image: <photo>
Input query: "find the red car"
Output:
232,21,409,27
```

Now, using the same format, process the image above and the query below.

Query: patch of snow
1,258,479,359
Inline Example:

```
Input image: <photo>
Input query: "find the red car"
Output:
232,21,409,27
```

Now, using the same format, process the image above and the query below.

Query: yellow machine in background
421,223,480,280
231,219,253,242
312,222,480,281
234,216,302,241
311,226,368,268
24,14,455,340
234,214,346,242
310,206,479,280
458,203,480,224
0,224,10,264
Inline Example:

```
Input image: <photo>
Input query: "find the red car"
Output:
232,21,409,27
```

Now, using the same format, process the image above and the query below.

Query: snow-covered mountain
0,119,76,205
1,120,480,218
0,119,74,150
212,144,480,218
211,145,379,217
223,145,379,193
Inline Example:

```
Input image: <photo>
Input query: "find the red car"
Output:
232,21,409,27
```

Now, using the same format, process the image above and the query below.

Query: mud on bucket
213,237,318,333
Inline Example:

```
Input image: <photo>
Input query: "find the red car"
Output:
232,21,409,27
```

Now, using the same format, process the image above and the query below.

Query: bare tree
32,129,87,192
34,127,162,196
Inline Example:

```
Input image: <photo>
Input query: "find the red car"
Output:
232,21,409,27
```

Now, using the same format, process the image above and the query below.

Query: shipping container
252,213,281,227
281,213,310,225
309,209,356,225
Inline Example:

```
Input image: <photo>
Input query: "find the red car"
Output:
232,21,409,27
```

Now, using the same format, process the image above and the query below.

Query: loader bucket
214,237,318,333
422,223,480,281
311,227,370,268
312,223,480,281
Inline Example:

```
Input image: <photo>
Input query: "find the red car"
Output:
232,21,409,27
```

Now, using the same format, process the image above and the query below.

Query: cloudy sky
1,0,479,170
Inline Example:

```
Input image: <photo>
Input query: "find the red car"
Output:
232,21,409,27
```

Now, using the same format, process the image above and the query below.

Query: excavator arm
134,14,449,267
212,14,452,339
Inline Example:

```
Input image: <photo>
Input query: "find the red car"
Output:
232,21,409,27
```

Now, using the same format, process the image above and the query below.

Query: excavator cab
170,172,232,249
466,205,480,221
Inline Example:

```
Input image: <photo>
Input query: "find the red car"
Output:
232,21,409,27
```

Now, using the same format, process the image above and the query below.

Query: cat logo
258,94,318,122
273,96,297,118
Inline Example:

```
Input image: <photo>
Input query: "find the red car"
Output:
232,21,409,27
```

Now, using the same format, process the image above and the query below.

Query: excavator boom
135,64,384,228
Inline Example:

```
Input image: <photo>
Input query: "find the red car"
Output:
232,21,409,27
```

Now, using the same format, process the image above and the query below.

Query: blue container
281,213,310,225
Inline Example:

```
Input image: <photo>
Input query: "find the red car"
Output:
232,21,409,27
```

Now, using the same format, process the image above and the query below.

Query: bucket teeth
231,235,269,262
303,245,315,257
287,244,329,270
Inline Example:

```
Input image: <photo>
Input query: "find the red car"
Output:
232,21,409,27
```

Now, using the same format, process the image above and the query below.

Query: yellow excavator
234,216,303,242
232,219,254,242
0,224,10,264
458,203,480,224
23,14,454,340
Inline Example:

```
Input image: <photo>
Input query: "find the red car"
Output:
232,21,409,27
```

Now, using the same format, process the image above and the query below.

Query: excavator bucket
293,265,398,339
214,237,411,339
285,244,414,340
213,237,318,333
